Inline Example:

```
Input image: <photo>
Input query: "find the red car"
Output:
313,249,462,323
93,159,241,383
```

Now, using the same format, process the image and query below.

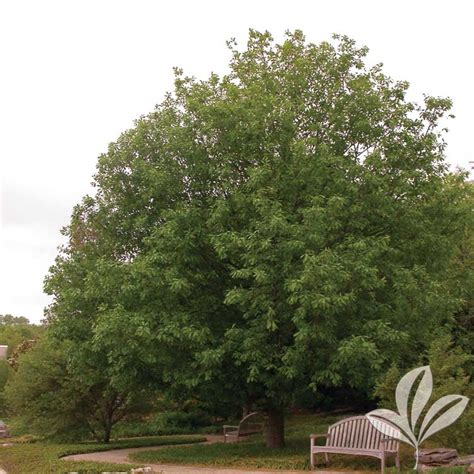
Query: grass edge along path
0,434,206,474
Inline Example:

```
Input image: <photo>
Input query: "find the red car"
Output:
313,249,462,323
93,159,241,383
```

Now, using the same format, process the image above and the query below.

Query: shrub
374,334,473,453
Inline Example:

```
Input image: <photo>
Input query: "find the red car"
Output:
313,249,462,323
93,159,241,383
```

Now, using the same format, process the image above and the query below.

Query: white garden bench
310,415,400,473
223,411,263,443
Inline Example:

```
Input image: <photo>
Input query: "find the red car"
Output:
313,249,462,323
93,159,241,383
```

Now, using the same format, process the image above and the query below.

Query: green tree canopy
45,31,472,447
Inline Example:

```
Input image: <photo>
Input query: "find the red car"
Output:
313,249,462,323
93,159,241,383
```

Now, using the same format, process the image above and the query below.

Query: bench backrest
327,416,399,452
238,412,264,436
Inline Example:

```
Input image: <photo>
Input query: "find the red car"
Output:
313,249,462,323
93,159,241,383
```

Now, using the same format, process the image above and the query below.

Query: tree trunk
264,408,285,448
102,425,111,443
102,417,113,443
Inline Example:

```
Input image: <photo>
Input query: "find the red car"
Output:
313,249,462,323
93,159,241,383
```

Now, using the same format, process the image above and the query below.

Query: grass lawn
129,414,466,473
0,434,206,474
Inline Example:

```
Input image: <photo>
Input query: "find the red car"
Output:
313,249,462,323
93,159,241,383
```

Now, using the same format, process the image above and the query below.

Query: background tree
448,180,474,351
0,315,43,416
0,315,43,358
45,31,472,447
0,314,30,326
5,335,152,442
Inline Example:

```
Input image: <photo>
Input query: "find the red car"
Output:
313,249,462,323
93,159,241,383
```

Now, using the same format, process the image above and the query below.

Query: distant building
0,345,7,360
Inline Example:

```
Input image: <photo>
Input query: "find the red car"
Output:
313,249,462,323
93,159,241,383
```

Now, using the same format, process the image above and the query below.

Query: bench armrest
310,433,330,447
223,425,239,435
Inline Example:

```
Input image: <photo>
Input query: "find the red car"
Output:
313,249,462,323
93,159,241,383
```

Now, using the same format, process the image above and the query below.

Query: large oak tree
45,31,472,447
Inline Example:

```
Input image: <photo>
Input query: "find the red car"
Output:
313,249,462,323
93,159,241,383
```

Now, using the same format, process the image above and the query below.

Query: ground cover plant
0,434,206,474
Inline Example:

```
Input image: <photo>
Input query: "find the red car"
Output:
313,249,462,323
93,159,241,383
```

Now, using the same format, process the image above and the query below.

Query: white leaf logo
366,366,470,470
409,366,432,432
418,394,469,444
366,408,415,446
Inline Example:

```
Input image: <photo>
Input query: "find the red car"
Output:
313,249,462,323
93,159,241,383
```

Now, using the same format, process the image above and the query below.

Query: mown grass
0,414,467,473
0,434,206,474
130,414,467,473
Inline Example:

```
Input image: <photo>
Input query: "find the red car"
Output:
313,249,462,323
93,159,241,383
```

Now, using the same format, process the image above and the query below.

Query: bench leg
310,449,316,469
310,451,329,469
381,454,385,474
395,451,400,471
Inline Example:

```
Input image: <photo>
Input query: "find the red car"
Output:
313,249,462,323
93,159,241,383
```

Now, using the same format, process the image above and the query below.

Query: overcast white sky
1,0,473,323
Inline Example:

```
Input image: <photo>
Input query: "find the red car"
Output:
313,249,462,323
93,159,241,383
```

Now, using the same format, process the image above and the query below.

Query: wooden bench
310,415,400,473
223,412,263,443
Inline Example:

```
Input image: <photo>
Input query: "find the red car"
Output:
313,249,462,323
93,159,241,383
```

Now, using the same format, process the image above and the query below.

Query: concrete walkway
62,435,349,473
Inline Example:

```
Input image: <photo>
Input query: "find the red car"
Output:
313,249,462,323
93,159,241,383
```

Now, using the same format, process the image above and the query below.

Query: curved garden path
62,435,348,473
